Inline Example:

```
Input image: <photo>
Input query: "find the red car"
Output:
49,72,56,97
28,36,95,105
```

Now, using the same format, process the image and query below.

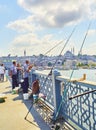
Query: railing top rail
32,70,50,76
32,70,96,87
56,75,96,86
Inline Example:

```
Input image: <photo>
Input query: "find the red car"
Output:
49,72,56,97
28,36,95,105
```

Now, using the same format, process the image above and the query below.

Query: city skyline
0,0,96,56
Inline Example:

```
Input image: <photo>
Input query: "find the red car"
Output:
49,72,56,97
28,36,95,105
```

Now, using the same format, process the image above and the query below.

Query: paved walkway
0,80,50,130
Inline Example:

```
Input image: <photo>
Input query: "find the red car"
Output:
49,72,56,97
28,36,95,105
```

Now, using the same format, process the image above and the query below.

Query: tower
24,50,26,57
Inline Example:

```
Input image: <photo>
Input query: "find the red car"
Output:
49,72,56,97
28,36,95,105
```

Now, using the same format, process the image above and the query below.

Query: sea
41,69,96,82
59,69,96,82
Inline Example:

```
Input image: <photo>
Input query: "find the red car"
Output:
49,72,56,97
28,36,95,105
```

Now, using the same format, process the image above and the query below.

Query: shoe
11,90,16,94
11,91,14,94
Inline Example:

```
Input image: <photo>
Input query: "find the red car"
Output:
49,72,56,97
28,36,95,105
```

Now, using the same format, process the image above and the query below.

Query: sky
0,0,96,56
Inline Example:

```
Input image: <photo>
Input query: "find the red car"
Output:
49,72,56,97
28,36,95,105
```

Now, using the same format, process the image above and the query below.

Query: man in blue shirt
10,61,18,90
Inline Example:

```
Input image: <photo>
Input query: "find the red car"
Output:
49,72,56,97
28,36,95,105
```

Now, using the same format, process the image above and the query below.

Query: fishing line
44,40,65,55
51,26,76,69
41,26,76,87
33,40,64,65
69,21,96,100
53,21,91,121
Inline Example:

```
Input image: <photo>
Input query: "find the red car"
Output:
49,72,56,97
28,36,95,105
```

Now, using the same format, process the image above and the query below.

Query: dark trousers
0,74,4,81
12,74,18,89
23,77,29,93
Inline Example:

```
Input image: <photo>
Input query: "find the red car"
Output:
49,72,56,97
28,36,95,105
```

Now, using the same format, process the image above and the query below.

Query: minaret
73,47,74,55
24,49,26,57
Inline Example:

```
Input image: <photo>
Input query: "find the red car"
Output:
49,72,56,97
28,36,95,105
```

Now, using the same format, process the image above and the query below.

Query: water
41,69,96,82
59,69,96,82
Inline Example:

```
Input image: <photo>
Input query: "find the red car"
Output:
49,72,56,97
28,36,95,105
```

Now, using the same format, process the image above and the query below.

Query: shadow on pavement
13,92,51,130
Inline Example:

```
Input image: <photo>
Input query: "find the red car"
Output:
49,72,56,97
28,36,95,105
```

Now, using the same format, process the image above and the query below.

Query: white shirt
10,65,17,75
0,66,5,74
23,63,29,78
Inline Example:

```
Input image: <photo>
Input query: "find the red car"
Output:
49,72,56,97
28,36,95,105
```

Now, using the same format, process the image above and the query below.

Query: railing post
28,69,37,88
31,69,37,82
52,69,62,118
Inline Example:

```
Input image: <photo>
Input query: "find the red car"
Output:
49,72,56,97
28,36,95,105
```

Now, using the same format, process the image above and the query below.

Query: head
25,60,29,64
17,63,21,67
13,61,16,66
1,64,4,66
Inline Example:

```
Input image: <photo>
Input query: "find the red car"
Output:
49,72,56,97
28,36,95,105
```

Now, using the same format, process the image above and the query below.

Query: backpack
32,80,40,94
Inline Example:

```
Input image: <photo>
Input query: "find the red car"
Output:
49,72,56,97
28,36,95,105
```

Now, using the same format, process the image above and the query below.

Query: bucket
33,94,38,102
23,93,29,100
20,79,24,83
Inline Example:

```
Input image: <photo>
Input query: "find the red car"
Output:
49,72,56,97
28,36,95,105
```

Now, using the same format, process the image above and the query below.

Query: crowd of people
9,60,33,94
0,60,40,100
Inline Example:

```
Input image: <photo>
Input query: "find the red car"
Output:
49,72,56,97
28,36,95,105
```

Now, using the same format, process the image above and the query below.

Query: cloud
7,0,96,31
83,42,96,55
17,0,96,28
7,15,43,33
5,0,96,56
8,32,61,56
88,29,96,36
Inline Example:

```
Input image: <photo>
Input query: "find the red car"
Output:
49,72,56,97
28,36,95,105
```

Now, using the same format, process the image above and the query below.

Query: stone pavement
0,80,51,130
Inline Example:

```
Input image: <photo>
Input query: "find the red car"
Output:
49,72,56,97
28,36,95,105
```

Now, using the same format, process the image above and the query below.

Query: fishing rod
69,89,96,100
24,27,76,121
78,22,91,55
68,22,92,99
53,22,91,121
49,26,76,75
68,22,91,82
34,29,75,67
50,26,76,72
68,22,91,79
25,27,77,124
42,26,76,87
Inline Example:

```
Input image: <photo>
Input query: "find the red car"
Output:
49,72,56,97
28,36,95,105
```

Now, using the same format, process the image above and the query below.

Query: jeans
12,74,18,89
23,77,29,93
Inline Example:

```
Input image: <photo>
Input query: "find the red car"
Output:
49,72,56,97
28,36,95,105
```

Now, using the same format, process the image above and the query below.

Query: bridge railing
28,69,96,130
28,69,54,108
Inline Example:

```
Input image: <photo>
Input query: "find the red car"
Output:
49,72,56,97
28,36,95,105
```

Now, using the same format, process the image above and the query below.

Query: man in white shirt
0,64,5,82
